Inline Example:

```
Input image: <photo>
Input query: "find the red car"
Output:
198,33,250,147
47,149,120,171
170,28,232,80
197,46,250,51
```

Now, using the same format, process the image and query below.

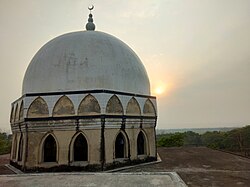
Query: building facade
10,11,157,172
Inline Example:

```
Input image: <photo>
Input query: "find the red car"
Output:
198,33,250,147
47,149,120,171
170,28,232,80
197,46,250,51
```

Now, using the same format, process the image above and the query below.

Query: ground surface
0,172,186,187
122,147,250,187
0,147,250,187
0,154,14,175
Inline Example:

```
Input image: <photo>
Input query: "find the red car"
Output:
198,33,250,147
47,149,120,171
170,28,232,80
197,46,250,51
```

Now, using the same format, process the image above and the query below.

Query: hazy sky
0,0,250,132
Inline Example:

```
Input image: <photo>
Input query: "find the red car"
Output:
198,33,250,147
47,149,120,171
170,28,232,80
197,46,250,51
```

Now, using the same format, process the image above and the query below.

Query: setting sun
155,86,165,95
151,80,174,96
152,81,169,96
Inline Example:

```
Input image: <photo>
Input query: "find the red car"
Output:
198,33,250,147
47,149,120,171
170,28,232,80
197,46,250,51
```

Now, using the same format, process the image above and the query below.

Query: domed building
9,9,157,172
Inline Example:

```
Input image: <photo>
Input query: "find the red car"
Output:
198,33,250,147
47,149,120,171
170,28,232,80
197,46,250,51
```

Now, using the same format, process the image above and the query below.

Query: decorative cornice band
24,114,157,122
24,89,156,98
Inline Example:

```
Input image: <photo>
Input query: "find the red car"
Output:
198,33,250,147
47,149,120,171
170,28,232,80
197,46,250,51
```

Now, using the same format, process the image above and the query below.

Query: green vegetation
0,126,249,156
157,132,184,147
157,125,250,156
157,131,203,147
0,132,12,155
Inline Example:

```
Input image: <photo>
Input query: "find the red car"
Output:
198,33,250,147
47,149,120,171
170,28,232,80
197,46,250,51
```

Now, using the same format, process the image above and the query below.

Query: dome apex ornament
88,5,94,11
86,5,95,31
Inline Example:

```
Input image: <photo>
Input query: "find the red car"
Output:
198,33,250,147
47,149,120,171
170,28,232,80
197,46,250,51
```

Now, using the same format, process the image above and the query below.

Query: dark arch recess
43,135,57,162
17,134,23,161
137,131,146,155
115,132,126,158
73,134,88,161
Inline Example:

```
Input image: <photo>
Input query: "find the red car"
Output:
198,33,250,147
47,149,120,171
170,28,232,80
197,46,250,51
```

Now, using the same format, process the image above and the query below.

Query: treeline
0,132,12,155
157,125,250,156
0,126,250,156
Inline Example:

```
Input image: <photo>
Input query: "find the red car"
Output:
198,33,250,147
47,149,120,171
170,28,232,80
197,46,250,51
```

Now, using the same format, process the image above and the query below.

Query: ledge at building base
10,156,157,173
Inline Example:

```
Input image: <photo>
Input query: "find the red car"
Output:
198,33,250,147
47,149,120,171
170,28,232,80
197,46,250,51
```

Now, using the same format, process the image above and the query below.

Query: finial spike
86,5,95,31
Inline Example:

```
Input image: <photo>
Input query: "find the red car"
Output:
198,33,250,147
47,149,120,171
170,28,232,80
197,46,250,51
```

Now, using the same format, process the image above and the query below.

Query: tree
201,131,225,149
157,133,184,147
0,132,12,155
183,131,202,146
225,126,250,156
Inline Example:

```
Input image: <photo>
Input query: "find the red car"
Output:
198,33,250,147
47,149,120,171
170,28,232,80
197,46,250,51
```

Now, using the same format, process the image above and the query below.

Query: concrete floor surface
0,172,187,187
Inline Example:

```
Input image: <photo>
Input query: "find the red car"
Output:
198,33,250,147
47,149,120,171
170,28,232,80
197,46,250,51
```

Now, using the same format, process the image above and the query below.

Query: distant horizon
1,123,248,134
157,126,239,130
156,123,248,130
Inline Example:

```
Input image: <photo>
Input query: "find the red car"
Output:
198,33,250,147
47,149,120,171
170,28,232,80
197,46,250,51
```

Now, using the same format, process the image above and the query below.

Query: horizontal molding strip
24,114,157,122
24,89,156,98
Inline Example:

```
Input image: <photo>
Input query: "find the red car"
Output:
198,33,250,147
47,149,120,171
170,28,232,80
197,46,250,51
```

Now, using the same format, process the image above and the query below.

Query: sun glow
151,79,175,96
152,81,170,96
155,86,165,95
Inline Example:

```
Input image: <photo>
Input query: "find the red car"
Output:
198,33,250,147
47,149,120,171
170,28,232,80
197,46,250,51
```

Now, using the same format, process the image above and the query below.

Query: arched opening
27,97,49,118
126,97,141,115
78,94,101,115
12,134,17,160
43,135,57,162
53,96,75,117
115,133,126,158
143,99,156,116
137,131,146,155
19,101,24,121
14,103,19,122
74,134,88,161
106,95,123,115
17,134,23,161
10,106,14,123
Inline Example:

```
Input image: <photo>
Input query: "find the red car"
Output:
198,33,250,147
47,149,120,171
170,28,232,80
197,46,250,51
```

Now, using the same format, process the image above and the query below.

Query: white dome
22,31,150,95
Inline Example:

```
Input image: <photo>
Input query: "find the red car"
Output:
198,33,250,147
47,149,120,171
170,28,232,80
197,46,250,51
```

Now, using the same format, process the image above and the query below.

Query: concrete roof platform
3,147,248,186
0,172,187,187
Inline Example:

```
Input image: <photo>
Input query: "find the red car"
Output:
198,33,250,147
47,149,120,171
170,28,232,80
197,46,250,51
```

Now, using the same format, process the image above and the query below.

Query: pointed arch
27,97,49,118
19,101,24,121
78,94,101,115
126,97,141,115
12,133,17,160
14,103,19,122
17,134,23,161
53,96,75,117
73,133,88,161
137,131,147,155
114,131,128,159
43,134,57,162
106,95,123,115
143,99,156,116
10,106,14,123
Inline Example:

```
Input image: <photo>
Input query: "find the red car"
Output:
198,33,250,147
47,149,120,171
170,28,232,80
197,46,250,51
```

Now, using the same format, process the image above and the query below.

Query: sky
0,0,250,132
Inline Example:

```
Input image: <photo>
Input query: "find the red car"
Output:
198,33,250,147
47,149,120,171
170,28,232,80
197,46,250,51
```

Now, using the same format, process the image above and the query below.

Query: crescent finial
86,5,95,31
88,5,94,11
